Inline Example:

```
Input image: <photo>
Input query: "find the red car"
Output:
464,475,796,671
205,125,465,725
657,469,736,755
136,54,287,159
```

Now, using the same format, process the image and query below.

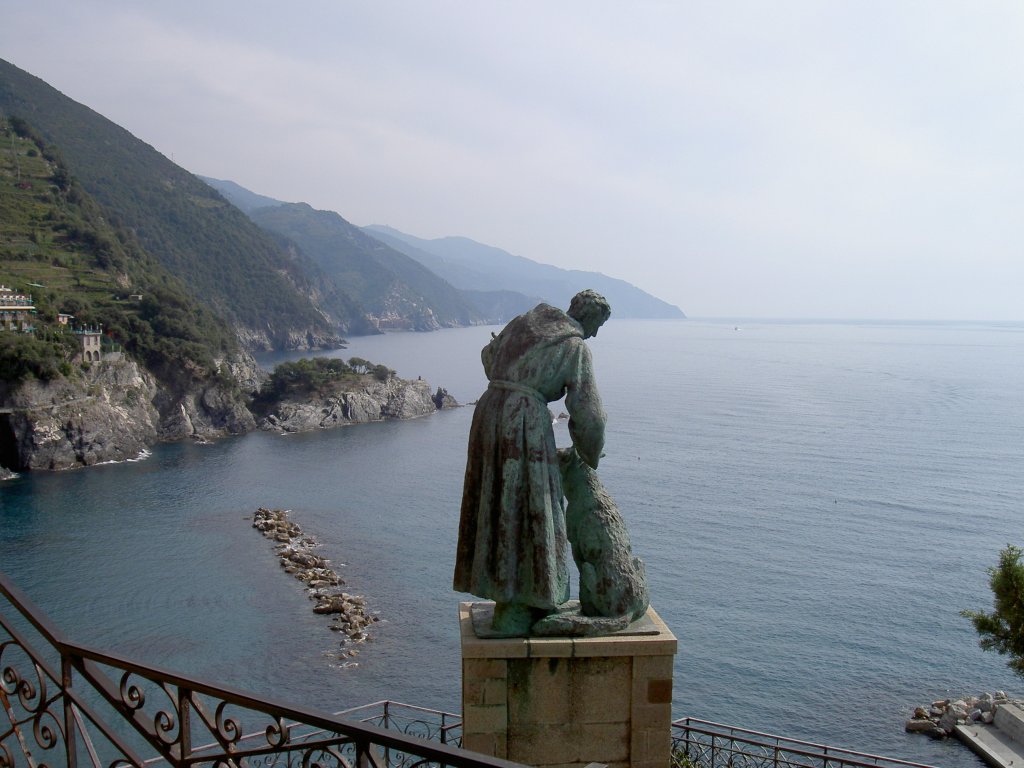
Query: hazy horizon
3,2,1022,322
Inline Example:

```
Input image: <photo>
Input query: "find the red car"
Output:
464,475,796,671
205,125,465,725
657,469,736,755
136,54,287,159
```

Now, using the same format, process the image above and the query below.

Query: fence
0,570,517,768
671,717,938,768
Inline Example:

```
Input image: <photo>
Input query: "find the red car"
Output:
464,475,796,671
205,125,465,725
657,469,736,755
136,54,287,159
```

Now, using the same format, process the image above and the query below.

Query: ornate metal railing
194,702,464,768
0,570,520,768
337,703,461,750
671,718,938,768
2,567,942,768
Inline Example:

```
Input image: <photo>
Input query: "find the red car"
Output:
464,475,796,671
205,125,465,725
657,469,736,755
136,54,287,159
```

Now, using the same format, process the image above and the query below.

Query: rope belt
488,379,547,405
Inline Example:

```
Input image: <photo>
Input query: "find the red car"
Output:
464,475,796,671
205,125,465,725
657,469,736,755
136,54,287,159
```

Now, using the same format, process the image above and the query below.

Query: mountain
363,226,686,320
200,177,484,331
0,58,347,349
201,175,685,323
198,176,284,214
0,113,265,461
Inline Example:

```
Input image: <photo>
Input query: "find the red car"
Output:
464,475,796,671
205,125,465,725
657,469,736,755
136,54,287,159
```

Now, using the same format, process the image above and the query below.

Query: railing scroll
0,569,516,768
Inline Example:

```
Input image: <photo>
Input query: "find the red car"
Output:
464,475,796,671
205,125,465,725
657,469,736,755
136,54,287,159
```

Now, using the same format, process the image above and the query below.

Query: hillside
0,116,234,382
252,203,484,331
201,177,484,331
202,176,684,323
364,225,686,319
0,58,346,349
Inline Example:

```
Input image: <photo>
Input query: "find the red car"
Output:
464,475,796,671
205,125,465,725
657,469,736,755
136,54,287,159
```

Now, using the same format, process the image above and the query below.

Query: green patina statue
454,289,649,637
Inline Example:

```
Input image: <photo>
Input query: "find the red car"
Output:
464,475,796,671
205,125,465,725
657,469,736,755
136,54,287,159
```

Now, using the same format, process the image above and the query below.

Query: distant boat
734,326,741,331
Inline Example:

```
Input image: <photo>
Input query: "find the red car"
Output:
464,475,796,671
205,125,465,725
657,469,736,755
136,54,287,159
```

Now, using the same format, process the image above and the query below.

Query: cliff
0,356,456,472
0,360,159,471
259,377,457,433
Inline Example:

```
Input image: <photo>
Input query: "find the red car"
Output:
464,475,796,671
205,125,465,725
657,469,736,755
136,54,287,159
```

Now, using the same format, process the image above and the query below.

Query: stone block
633,655,675,680
631,702,673,730
528,637,575,658
483,677,508,706
574,658,632,723
465,658,508,679
508,723,579,765
461,602,677,768
463,732,499,757
579,721,630,763
465,704,509,734
463,677,486,707
647,679,673,705
509,657,571,724
631,726,672,765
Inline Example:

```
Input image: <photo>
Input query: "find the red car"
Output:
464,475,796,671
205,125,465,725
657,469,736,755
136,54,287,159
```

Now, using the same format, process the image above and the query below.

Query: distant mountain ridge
200,176,686,321
200,177,485,331
364,226,685,320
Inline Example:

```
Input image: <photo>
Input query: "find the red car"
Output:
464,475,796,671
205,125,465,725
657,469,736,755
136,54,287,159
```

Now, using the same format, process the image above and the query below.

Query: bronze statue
454,290,648,636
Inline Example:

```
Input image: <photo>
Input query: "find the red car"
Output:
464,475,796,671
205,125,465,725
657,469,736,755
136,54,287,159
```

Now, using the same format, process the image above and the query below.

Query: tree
371,364,395,382
348,357,371,374
962,544,1024,676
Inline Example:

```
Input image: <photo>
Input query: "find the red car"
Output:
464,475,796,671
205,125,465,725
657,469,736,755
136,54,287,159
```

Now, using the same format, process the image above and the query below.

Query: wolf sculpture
531,447,649,636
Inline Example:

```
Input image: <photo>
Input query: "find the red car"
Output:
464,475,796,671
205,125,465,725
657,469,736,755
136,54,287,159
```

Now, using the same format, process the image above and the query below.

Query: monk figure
453,290,611,635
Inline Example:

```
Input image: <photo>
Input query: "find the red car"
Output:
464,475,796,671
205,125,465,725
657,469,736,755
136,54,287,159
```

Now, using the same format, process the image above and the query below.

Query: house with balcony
0,284,37,332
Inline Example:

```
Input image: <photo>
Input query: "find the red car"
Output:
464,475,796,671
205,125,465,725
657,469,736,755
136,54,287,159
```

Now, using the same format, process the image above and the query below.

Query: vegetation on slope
250,356,396,414
0,57,340,347
249,202,484,329
0,116,234,383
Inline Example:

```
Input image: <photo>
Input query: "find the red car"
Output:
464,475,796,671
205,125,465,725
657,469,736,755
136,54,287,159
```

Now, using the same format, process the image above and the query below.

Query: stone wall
460,602,677,768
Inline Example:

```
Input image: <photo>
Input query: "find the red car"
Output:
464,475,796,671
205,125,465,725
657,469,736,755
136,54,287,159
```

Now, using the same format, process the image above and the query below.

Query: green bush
962,544,1024,677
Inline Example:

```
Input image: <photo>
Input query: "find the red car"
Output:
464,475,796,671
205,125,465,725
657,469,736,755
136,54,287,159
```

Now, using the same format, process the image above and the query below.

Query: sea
2,318,1023,767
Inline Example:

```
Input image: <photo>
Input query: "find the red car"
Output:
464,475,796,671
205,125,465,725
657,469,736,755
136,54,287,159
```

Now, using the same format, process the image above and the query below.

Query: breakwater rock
905,691,1010,739
252,507,378,661
258,377,458,433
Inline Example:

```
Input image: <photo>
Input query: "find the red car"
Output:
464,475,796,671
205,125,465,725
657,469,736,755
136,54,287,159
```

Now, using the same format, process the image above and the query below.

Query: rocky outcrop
0,360,159,471
433,386,458,410
0,349,456,471
906,691,1009,739
0,352,261,470
235,326,346,353
151,351,262,441
217,350,267,396
156,380,256,440
260,376,458,433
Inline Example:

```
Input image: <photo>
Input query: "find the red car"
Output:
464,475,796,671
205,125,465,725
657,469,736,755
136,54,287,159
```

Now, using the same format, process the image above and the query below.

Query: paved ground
956,722,1024,767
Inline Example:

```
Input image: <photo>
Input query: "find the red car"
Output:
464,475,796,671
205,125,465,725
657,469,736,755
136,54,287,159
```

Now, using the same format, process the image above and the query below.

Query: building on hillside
74,326,103,364
0,285,37,332
57,313,73,326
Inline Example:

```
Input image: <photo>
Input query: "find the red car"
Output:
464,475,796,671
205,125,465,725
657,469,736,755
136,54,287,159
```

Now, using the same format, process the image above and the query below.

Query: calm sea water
3,319,1023,767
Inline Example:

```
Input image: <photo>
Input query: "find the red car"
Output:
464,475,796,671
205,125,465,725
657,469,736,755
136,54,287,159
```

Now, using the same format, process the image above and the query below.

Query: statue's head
568,290,612,339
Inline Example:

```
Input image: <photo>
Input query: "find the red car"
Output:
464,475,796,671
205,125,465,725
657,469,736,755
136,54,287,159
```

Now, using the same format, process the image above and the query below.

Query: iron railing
0,570,519,768
1,567,942,768
671,718,938,768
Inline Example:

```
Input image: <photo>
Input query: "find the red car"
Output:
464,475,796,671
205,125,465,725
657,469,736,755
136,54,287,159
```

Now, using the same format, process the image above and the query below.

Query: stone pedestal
459,602,677,768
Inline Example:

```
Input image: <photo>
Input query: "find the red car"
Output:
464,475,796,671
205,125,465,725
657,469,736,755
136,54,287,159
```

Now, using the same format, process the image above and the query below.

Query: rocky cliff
0,360,159,471
0,356,456,472
260,377,457,433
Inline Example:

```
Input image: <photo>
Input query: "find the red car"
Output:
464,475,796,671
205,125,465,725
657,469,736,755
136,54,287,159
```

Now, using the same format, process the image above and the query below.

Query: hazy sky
2,2,1022,320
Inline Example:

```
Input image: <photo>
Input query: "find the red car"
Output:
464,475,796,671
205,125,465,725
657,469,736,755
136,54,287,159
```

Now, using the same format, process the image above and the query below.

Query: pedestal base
459,602,677,768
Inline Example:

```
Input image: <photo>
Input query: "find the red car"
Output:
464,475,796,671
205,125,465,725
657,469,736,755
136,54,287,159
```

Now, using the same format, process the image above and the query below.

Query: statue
454,289,649,636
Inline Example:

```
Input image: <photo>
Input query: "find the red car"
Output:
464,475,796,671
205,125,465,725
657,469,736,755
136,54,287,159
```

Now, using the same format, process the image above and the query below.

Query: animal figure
531,447,649,636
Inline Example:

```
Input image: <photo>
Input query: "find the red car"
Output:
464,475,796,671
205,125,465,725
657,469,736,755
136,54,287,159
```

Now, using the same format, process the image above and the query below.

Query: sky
2,1,1022,320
